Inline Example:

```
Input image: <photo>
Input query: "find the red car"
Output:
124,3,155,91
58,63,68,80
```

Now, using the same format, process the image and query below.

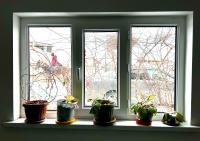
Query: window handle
128,64,131,72
77,67,81,81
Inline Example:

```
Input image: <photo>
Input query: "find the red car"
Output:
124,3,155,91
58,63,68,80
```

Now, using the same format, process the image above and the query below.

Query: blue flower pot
57,99,75,122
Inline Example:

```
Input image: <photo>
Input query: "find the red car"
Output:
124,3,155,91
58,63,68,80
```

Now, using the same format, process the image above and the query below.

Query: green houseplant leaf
130,95,157,125
162,112,184,126
146,95,155,103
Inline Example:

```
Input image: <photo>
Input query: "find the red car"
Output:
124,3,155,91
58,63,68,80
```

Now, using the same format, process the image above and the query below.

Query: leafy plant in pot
89,99,115,126
21,69,59,124
162,112,184,126
21,48,72,123
56,95,78,124
130,95,157,126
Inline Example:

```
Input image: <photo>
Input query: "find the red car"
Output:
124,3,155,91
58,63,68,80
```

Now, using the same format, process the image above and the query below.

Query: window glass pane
131,27,176,113
84,31,118,106
29,27,71,110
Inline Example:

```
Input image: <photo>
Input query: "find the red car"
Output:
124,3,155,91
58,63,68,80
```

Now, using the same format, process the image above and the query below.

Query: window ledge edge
2,118,200,132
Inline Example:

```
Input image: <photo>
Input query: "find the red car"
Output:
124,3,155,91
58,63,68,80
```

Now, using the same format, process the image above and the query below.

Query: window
28,26,72,110
130,26,176,113
83,30,119,107
20,15,186,119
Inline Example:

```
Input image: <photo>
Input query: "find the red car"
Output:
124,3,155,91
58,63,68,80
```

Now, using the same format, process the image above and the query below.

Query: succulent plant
162,112,184,126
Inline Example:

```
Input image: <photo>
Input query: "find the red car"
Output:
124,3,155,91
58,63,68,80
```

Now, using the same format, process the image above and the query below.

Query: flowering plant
130,95,157,121
64,95,78,104
63,95,79,109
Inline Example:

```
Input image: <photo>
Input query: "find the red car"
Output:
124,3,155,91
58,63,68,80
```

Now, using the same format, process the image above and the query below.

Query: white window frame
19,14,186,120
129,24,184,120
82,29,120,108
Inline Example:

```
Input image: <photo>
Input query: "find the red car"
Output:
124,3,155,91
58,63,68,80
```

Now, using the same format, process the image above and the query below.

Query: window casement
20,15,186,120
27,26,72,110
83,30,119,108
130,26,177,113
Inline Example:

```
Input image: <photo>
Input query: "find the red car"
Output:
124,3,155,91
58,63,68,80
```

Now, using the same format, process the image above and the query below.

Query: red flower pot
136,118,152,126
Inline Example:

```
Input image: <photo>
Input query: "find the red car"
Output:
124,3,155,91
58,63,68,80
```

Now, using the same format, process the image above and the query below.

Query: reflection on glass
84,31,118,106
131,27,176,113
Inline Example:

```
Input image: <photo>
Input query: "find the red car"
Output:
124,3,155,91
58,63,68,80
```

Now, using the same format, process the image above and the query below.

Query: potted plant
162,112,184,126
56,95,78,124
21,60,67,124
89,99,115,126
21,43,72,123
21,73,52,124
130,95,157,126
23,100,48,124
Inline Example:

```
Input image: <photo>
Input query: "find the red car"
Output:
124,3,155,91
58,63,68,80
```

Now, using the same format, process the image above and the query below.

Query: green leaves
145,95,155,103
176,112,184,122
130,95,157,120
89,99,114,115
162,112,184,126
89,104,101,115
130,102,142,114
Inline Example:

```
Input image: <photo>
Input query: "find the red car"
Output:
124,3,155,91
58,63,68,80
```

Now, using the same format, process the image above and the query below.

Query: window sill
2,118,200,132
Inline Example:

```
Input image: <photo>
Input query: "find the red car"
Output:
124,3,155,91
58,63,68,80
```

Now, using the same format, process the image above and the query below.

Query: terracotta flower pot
23,100,48,123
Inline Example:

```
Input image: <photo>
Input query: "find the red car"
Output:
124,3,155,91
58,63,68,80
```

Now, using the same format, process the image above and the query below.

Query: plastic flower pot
136,118,152,126
94,104,114,123
136,113,154,126
57,99,75,122
23,100,48,124
90,99,116,126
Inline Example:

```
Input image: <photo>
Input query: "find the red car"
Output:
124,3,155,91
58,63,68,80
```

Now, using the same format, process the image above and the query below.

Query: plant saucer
93,117,116,126
25,119,45,124
56,118,76,125
162,121,180,126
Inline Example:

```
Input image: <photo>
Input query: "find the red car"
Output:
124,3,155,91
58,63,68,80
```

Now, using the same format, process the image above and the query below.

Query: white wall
0,0,200,140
